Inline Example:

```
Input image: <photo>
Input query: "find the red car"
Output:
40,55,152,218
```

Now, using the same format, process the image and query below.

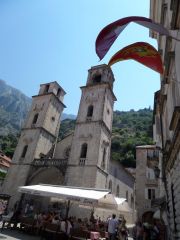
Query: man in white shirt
108,214,118,240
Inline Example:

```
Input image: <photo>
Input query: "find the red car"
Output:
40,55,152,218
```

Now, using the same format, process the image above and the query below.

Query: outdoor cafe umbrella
18,184,126,215
117,200,132,213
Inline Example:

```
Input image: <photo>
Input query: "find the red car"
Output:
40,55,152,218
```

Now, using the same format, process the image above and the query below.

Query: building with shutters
150,0,180,238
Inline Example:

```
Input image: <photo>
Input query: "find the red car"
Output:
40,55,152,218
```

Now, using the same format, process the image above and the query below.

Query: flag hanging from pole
108,42,164,74
95,16,176,60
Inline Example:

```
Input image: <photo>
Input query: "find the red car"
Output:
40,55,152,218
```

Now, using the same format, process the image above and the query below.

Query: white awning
18,184,120,207
115,197,127,205
19,184,109,202
117,201,132,212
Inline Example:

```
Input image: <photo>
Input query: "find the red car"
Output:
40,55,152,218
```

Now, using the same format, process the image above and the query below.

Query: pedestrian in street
132,221,143,240
107,214,118,240
150,220,159,240
132,221,144,240
117,218,128,240
143,222,152,240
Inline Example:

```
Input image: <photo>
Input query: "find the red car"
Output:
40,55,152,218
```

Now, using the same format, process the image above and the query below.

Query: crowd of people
22,206,129,239
107,214,128,240
107,214,166,240
22,207,120,237
2,201,166,240
132,220,166,240
32,212,129,239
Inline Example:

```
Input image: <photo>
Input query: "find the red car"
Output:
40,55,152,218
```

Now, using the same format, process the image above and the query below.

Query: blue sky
0,0,160,115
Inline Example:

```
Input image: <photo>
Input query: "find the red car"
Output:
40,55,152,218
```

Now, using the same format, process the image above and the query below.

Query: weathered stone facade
65,65,116,189
150,0,180,238
1,64,135,222
1,82,66,208
135,145,159,222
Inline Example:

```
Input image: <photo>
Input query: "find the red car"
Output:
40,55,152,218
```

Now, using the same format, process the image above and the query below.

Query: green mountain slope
111,109,153,167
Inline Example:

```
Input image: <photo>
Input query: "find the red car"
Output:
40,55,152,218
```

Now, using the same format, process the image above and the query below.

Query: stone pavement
0,229,39,240
0,223,134,240
0,230,135,240
0,229,133,240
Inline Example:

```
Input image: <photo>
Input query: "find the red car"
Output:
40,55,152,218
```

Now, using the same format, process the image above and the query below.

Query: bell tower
65,64,116,188
2,81,66,208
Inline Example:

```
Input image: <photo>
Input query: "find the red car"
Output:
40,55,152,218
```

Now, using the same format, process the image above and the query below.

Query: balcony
146,178,158,186
143,200,152,210
147,153,159,161
86,117,92,122
151,196,166,208
32,158,68,170
147,151,159,169
79,158,86,166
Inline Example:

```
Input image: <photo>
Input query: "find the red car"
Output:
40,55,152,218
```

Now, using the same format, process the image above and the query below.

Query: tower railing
79,158,86,166
32,158,68,168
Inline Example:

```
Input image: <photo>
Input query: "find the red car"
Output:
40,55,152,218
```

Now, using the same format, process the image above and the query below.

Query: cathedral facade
1,64,135,218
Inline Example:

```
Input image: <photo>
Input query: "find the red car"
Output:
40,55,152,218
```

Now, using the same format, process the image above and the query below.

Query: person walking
108,214,118,240
117,218,128,240
132,221,144,240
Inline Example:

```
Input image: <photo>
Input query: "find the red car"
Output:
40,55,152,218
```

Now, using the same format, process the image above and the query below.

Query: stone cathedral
1,64,135,217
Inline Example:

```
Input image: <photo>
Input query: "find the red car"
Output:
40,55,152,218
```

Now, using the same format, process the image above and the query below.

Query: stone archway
142,211,154,224
22,167,65,212
27,167,65,185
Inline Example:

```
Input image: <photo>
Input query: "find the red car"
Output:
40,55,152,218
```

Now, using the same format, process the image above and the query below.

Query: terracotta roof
0,151,11,168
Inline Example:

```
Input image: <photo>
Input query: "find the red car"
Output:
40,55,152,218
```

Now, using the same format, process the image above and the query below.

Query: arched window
101,148,106,169
87,105,93,117
116,185,120,197
32,113,39,124
44,84,50,93
131,194,134,208
39,153,45,159
64,146,71,158
108,180,112,192
57,88,61,97
80,143,87,158
21,145,28,158
93,74,101,84
126,191,128,202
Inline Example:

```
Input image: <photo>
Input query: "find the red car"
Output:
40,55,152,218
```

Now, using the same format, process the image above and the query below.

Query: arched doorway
142,211,154,224
27,167,64,185
22,167,65,213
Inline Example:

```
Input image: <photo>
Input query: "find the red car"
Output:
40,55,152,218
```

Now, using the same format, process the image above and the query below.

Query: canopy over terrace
18,184,126,210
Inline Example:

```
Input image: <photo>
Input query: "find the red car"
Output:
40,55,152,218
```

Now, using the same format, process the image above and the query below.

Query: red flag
96,16,171,60
108,42,164,74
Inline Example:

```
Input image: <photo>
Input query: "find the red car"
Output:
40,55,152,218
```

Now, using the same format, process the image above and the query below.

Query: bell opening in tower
93,74,101,84
57,88,61,97
87,105,93,117
44,84,50,93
